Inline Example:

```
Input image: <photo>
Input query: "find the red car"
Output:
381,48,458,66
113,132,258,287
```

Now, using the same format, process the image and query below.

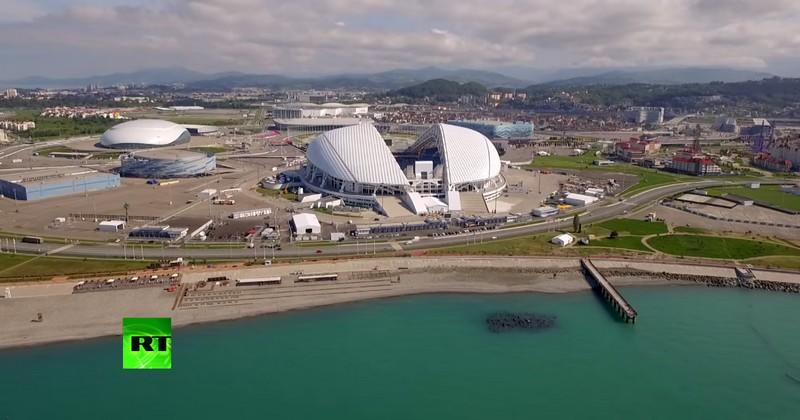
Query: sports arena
119,150,216,178
100,119,191,149
301,123,506,215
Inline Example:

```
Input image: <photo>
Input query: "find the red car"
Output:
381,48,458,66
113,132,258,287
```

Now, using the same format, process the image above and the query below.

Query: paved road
9,179,768,260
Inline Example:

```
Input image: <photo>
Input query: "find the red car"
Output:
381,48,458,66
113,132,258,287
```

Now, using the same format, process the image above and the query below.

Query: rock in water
486,312,556,333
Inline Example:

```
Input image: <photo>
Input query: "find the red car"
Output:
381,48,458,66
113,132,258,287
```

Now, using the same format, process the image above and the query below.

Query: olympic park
0,112,572,247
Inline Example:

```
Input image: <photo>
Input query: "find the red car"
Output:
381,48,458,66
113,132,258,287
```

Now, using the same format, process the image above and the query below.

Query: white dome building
301,123,506,214
100,119,191,149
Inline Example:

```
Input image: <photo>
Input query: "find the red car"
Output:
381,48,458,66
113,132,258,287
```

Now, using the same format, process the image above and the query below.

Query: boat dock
581,258,637,323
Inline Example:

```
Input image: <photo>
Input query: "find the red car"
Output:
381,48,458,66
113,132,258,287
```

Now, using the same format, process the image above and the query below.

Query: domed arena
100,119,191,149
301,123,506,215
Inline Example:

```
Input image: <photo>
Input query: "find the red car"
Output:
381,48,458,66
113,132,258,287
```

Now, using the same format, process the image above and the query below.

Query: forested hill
387,79,488,100
525,77,800,108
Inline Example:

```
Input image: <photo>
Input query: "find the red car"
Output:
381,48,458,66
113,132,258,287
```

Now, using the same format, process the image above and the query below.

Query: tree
609,230,619,239
123,202,130,223
573,214,581,233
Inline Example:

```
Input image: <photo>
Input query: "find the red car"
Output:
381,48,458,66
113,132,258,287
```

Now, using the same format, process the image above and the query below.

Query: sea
1,287,799,420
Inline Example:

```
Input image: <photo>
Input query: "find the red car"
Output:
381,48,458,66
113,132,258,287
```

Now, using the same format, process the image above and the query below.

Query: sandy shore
0,256,786,350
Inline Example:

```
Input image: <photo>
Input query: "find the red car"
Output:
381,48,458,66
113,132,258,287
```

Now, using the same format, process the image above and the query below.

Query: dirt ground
655,204,800,240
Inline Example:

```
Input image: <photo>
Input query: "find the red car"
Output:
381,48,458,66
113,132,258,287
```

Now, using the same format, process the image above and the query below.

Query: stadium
100,119,191,149
119,150,216,178
301,123,506,215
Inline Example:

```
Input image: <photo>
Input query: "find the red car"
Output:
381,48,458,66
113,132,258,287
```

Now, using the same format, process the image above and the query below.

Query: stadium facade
272,103,368,119
447,120,533,139
0,169,120,201
100,119,191,149
120,150,216,178
301,123,506,215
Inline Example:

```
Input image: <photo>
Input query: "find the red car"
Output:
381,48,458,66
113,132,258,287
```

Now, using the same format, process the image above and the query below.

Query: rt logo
122,317,172,369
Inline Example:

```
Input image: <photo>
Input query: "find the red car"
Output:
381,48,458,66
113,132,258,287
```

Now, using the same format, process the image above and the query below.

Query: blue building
447,120,534,139
0,169,120,201
120,150,216,178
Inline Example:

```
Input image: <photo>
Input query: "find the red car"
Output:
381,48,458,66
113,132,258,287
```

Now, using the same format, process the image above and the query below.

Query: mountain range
0,66,775,90
537,67,775,87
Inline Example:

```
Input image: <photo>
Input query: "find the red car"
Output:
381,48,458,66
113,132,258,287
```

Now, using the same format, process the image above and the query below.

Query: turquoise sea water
1,287,799,420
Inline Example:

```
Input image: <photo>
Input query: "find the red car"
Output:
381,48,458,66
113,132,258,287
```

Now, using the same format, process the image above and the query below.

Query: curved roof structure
100,119,191,149
412,124,502,185
306,124,408,186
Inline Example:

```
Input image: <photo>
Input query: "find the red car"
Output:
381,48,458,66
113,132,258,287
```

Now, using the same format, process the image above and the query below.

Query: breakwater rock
601,269,800,294
486,312,556,333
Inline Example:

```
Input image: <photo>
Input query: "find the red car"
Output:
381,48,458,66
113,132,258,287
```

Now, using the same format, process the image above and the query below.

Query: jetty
581,258,637,323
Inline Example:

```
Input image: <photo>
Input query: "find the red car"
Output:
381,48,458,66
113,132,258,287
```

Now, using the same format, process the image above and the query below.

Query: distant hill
355,67,527,88
525,77,800,108
540,67,774,87
1,66,527,90
1,65,777,91
186,67,526,90
0,67,242,89
388,79,488,99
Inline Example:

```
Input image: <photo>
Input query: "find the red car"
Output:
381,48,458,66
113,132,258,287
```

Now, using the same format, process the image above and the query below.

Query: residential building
625,107,664,125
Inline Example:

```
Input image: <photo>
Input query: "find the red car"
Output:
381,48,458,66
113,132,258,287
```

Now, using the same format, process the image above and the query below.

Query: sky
2,0,800,79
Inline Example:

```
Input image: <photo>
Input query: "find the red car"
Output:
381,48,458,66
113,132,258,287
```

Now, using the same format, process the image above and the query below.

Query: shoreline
0,282,693,353
1,256,797,350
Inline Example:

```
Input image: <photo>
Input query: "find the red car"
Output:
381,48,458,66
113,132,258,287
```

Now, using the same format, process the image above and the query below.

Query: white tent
292,213,321,235
551,233,574,247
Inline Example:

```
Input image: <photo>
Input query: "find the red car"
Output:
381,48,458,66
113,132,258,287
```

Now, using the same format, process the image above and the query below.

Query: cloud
0,0,45,23
1,0,799,78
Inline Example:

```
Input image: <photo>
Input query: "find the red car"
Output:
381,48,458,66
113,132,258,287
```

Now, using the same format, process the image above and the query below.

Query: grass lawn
621,170,686,196
599,218,668,235
426,233,646,257
744,256,800,271
646,234,800,260
0,255,152,282
705,185,800,212
528,153,597,169
673,226,709,234
91,152,124,160
35,145,73,156
585,236,651,252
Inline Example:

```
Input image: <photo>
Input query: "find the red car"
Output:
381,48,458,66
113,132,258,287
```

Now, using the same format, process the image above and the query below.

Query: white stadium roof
306,124,408,186
100,119,190,149
413,124,502,185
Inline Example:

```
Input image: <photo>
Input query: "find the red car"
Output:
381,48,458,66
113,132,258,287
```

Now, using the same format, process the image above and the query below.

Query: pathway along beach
0,257,798,349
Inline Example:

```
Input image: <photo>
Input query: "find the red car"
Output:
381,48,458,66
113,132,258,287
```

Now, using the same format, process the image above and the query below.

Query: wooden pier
581,259,637,323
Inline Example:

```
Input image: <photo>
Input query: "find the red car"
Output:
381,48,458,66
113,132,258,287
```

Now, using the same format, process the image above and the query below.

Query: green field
599,218,668,235
621,169,686,196
35,145,73,156
744,256,800,270
706,185,800,212
426,233,649,257
0,255,152,282
646,234,800,260
673,226,709,234
13,109,121,140
528,153,597,169
586,236,651,252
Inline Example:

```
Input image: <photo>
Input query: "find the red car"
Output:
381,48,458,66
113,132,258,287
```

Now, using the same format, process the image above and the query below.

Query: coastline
1,256,795,350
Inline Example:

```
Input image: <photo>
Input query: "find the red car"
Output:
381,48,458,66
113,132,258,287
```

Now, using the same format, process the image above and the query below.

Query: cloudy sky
2,0,800,79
